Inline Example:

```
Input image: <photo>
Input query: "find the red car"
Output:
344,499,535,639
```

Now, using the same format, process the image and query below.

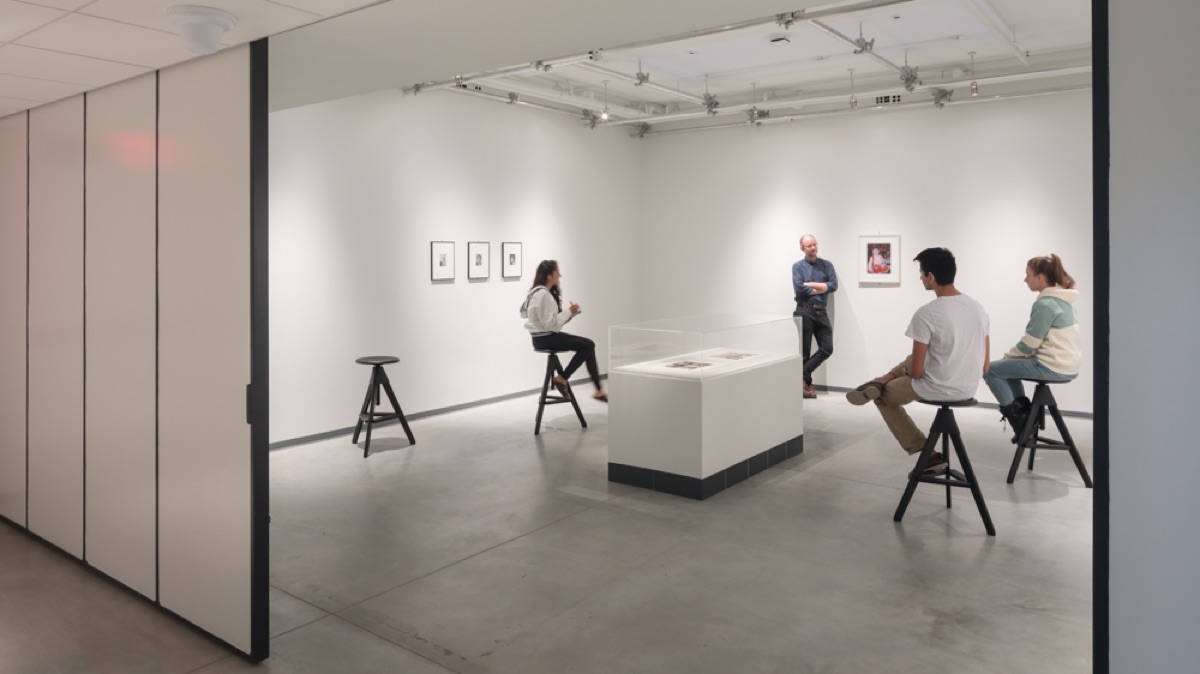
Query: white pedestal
608,351,805,499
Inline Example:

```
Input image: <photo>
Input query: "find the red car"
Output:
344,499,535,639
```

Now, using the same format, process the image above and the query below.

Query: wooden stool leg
379,369,416,445
363,366,380,458
535,355,555,435
1048,405,1093,488
352,368,376,445
894,426,942,523
949,423,996,536
556,358,588,430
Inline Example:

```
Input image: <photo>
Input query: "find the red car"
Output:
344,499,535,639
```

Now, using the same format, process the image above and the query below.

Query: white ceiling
1,0,1090,132
0,0,385,117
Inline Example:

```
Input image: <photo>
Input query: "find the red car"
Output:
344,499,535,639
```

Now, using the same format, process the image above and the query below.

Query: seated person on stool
983,254,1081,440
846,247,991,472
520,259,608,402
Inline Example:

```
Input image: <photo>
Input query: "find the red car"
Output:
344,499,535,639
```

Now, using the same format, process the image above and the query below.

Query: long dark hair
531,259,562,310
1027,254,1076,289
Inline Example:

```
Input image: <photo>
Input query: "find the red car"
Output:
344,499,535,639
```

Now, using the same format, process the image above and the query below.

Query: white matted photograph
468,241,490,280
859,234,901,285
502,242,522,279
431,241,455,281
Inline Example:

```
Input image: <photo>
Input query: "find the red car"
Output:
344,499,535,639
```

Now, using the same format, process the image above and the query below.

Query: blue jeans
983,358,1076,406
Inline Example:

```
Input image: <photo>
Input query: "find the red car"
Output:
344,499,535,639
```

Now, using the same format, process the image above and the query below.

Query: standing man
792,235,839,398
845,247,990,473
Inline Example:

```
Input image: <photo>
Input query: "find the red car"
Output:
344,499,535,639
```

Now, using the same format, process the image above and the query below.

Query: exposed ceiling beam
807,19,903,73
963,0,1030,65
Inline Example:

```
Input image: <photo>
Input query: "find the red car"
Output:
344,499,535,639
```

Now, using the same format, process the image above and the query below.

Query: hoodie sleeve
1004,298,1061,359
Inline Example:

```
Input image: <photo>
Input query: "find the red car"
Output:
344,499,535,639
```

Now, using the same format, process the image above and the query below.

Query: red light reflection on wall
110,131,156,170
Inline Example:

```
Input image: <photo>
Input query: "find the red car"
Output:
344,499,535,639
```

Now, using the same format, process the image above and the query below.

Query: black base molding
609,434,803,500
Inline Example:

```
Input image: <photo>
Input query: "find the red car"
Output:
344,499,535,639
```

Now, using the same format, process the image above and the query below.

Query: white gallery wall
638,91,1094,412
0,45,261,656
270,91,644,443
271,87,1093,444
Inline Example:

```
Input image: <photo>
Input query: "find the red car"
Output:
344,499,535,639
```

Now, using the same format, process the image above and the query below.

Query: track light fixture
582,109,599,130
932,88,953,109
848,68,858,109
853,22,875,54
969,52,979,96
900,51,920,93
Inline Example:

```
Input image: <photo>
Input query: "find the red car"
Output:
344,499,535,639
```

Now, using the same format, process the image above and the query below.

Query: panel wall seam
155,69,161,604
82,92,88,561
24,110,30,528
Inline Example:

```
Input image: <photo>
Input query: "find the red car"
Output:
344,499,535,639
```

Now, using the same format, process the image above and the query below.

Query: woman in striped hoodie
984,254,1082,439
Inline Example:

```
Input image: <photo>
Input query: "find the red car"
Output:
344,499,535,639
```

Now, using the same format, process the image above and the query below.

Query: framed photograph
431,241,454,281
467,241,490,279
859,234,901,285
502,242,522,279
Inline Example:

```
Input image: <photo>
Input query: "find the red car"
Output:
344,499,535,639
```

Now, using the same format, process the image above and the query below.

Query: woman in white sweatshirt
984,254,1082,438
520,260,607,402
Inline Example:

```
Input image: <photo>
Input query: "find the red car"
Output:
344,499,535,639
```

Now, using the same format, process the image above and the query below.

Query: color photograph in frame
859,234,900,285
431,241,454,281
502,242,522,279
468,241,490,280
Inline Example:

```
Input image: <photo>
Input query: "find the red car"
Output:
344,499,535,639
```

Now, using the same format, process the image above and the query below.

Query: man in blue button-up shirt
792,235,839,398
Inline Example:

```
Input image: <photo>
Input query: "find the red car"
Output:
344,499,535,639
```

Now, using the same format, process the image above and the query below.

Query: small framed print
502,242,522,279
467,241,490,280
859,234,901,285
431,241,454,281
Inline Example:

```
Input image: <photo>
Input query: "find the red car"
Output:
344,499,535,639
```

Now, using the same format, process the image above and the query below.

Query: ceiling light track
444,86,581,118
639,84,1091,137
573,62,704,105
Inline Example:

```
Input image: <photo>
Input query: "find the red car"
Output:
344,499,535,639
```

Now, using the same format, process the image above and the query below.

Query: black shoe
909,452,948,479
1000,397,1032,443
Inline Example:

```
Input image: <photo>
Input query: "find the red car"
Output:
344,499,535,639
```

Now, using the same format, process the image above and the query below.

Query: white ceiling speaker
167,5,237,55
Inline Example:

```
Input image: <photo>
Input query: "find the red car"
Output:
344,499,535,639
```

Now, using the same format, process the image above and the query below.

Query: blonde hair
1027,254,1075,289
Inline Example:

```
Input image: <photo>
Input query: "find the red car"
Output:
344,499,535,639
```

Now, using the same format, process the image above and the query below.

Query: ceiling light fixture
969,51,979,96
167,5,237,55
600,80,610,121
848,68,858,109
900,51,920,92
853,22,875,54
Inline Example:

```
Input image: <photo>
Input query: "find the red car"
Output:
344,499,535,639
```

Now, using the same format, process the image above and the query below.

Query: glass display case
610,313,798,380
607,314,805,500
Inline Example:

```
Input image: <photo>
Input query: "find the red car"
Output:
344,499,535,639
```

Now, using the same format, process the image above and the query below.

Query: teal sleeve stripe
1024,300,1061,341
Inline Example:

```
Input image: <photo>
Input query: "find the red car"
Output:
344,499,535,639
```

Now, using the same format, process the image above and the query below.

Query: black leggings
532,332,602,391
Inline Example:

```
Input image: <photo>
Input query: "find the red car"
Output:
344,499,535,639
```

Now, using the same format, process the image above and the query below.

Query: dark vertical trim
154,70,161,603
24,110,30,528
1092,0,1110,671
248,37,271,664
82,92,88,561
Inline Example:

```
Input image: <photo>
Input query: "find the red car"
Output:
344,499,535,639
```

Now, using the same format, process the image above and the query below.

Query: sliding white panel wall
158,46,252,652
0,113,27,524
27,97,84,557
84,73,157,599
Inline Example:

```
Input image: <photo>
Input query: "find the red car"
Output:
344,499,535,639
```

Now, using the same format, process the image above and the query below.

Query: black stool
895,399,995,536
534,349,586,435
1008,380,1092,487
352,356,415,457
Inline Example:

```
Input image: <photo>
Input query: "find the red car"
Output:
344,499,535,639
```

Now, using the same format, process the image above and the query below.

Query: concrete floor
1,391,1092,673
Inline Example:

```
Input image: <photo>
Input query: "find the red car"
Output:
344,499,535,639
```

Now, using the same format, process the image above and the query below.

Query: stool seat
1008,380,1091,487
356,356,400,366
918,398,978,407
352,356,414,457
895,399,995,536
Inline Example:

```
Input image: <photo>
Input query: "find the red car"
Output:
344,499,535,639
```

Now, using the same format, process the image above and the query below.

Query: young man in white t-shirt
845,248,990,472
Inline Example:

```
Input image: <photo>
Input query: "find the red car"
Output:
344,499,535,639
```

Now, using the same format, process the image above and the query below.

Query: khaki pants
875,357,927,455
